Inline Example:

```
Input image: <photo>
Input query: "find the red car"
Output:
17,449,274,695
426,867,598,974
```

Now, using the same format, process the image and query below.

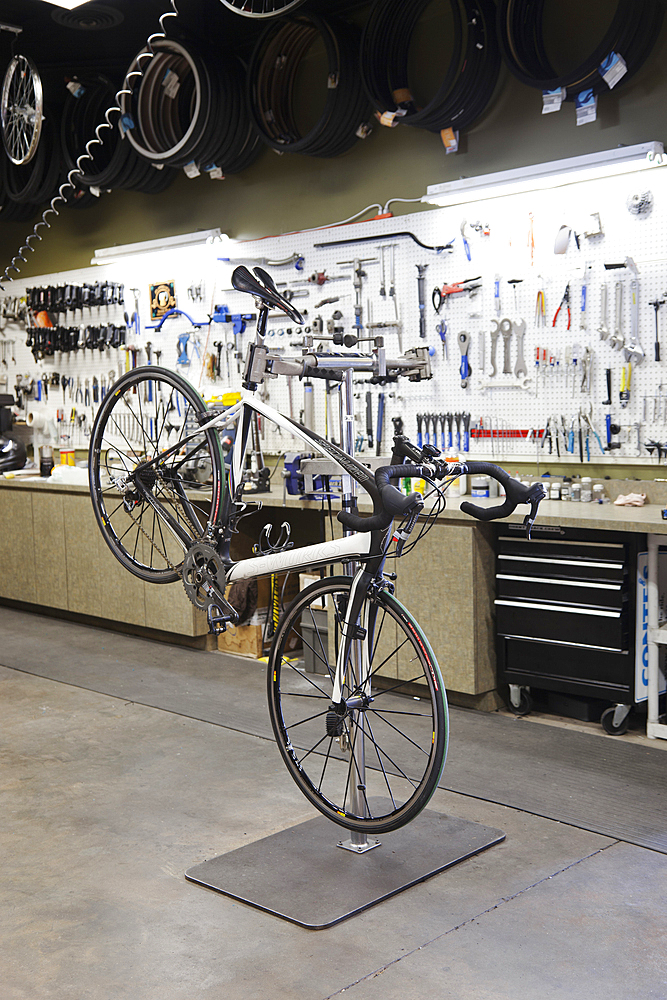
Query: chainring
182,541,227,610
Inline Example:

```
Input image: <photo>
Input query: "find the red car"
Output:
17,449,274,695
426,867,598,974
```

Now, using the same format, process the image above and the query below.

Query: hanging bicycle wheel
1,54,44,165
88,366,226,584
268,576,448,833
219,0,307,17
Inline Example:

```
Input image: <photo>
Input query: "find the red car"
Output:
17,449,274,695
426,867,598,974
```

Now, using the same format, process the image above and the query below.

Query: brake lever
522,484,548,539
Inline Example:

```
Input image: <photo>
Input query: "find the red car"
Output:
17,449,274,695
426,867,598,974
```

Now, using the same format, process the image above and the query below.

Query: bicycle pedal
207,604,236,635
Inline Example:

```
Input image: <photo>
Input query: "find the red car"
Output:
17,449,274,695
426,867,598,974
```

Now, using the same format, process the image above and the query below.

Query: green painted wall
1,3,667,278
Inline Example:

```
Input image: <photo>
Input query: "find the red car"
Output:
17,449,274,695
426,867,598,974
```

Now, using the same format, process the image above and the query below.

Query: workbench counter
2,474,665,532
0,476,660,709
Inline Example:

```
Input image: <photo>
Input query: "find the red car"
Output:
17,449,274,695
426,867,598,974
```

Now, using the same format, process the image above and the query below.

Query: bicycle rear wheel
88,366,225,583
267,576,448,833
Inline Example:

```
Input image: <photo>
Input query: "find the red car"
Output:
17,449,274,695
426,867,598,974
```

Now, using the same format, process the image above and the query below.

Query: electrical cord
497,0,664,99
360,0,500,134
247,12,373,157
0,1,182,289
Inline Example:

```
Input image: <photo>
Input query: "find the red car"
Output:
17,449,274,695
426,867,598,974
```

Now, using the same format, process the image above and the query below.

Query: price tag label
378,108,406,127
542,87,566,114
575,89,597,126
66,79,85,99
441,128,459,154
183,161,200,179
206,165,225,181
599,52,627,90
162,68,180,99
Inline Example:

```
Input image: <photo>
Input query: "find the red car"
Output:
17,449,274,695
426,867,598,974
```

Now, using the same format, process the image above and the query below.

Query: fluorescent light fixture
422,142,666,208
40,1,91,8
92,228,226,265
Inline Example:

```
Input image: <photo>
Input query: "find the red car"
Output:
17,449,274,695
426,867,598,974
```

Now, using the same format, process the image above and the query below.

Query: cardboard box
217,571,301,658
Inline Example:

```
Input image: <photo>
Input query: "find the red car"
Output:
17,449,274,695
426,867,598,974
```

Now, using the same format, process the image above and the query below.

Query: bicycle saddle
232,265,303,324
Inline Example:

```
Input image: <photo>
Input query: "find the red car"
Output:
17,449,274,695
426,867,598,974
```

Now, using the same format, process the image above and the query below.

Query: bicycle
88,264,546,836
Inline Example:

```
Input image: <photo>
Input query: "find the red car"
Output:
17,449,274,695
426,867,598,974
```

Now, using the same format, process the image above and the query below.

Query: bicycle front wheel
88,366,225,583
267,576,448,833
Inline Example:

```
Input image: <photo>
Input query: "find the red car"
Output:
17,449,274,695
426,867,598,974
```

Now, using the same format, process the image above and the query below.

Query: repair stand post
336,369,380,853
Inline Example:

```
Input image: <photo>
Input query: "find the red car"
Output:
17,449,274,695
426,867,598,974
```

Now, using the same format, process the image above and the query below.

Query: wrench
489,320,501,377
623,278,645,365
513,319,527,378
501,318,513,373
458,331,471,388
598,283,609,340
609,282,624,350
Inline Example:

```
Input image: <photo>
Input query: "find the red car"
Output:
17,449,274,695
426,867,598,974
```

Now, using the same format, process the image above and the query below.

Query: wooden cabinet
0,482,207,639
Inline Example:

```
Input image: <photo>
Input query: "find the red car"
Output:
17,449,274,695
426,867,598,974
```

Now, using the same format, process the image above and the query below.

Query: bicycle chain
125,496,177,573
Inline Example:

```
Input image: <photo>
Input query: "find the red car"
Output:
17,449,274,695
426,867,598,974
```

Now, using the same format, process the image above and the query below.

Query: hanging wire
0,1,181,291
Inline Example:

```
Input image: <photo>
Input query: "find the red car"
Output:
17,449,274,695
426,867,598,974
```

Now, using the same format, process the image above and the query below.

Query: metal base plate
185,810,505,929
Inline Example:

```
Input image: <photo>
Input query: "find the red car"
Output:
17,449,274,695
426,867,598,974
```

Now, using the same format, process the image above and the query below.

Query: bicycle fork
331,568,381,852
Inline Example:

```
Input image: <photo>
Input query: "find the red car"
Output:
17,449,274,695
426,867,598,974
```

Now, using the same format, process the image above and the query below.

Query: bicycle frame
177,390,388,584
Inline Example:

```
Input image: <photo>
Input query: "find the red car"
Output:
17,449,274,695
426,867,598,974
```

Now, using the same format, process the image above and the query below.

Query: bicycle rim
1,54,44,166
268,576,448,833
88,366,225,583
220,0,307,17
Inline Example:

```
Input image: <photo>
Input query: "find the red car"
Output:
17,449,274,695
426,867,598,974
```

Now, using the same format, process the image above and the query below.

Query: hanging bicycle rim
267,576,449,833
497,0,664,99
1,54,44,166
88,366,226,584
360,0,500,133
120,36,260,175
247,13,373,157
219,0,307,16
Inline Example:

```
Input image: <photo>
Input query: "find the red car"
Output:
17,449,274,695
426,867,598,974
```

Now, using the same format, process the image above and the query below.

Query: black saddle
231,265,303,324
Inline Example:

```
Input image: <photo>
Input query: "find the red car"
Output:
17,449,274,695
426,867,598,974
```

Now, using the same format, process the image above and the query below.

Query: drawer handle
497,574,621,591
502,634,627,653
495,599,621,619
499,554,623,570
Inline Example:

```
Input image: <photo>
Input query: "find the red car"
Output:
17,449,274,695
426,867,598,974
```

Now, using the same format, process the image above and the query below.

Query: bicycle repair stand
186,358,505,929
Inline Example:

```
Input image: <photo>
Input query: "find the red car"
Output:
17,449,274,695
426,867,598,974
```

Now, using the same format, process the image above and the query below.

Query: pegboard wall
4,155,667,467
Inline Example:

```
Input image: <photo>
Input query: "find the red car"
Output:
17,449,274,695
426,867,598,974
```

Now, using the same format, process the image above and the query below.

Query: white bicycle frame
194,390,375,585
195,387,386,848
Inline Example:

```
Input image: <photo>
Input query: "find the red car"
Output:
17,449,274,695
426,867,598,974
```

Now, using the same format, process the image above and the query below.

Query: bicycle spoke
365,714,398,811
368,710,431,756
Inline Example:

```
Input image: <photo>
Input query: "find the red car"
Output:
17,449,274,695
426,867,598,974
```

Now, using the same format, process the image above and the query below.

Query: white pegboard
4,157,667,466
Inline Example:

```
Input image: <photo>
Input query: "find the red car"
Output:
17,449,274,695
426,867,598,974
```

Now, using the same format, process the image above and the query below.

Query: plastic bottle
445,456,466,497
571,483,581,502
581,477,592,503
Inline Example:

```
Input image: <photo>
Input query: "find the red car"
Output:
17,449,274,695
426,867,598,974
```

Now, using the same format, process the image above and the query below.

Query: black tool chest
495,523,642,703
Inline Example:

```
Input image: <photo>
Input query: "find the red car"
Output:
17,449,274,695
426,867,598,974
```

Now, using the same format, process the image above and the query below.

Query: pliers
552,284,571,330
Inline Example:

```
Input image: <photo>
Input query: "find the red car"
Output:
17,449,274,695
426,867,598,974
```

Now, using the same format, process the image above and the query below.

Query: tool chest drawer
495,524,641,702
496,573,624,610
495,599,626,650
501,637,632,699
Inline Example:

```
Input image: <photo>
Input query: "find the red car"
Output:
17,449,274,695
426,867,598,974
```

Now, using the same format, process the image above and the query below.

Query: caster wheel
601,706,630,736
510,690,533,716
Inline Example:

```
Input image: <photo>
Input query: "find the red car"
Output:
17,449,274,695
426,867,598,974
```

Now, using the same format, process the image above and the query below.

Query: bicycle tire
88,366,226,584
267,575,448,833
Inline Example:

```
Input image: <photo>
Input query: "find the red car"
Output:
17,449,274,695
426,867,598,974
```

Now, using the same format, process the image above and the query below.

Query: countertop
3,474,667,534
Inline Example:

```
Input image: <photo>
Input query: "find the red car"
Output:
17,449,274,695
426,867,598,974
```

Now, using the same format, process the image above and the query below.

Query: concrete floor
2,639,667,999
